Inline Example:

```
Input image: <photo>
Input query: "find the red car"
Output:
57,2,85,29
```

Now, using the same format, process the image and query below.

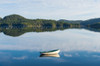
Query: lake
0,28,100,66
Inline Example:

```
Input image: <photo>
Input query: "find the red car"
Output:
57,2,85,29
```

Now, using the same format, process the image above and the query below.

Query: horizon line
1,14,100,21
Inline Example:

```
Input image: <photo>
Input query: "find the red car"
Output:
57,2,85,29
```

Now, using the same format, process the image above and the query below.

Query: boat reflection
40,54,60,57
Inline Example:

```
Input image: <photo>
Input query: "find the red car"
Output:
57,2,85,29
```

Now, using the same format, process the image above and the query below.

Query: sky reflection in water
0,29,100,66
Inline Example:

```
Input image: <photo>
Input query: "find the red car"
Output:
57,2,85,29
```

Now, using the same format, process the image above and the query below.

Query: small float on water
40,49,60,55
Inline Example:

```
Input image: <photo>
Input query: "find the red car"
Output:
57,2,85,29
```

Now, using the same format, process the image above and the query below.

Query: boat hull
40,49,60,55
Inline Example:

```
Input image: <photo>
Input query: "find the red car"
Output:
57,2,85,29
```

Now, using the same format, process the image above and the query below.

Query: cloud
0,0,100,20
13,56,27,60
92,55,100,58
64,54,72,57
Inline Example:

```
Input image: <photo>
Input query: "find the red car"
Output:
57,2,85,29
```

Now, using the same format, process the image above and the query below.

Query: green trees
1,14,100,29
0,14,73,28
0,17,2,20
2,14,29,24
0,23,9,28
0,17,2,23
89,22,100,29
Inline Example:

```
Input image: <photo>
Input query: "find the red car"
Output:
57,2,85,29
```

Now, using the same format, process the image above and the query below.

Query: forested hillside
0,14,100,29
0,14,79,28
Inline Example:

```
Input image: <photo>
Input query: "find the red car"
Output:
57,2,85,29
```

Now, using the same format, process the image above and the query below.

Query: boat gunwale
40,49,60,53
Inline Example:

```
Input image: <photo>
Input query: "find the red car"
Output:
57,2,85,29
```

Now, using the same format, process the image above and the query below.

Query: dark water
0,29,100,66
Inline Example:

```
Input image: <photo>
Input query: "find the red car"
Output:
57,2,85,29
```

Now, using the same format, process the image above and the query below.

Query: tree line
0,14,80,28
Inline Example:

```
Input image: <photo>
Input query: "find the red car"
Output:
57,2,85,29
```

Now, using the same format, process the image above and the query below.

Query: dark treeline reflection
0,26,100,37
0,27,70,37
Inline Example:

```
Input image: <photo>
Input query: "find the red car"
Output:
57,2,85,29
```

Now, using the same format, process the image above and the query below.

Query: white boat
40,49,60,55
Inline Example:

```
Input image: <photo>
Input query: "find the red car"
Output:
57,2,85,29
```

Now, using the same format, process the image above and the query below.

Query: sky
0,0,100,20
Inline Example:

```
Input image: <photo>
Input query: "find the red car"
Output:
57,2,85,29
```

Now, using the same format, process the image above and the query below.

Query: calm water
0,28,100,66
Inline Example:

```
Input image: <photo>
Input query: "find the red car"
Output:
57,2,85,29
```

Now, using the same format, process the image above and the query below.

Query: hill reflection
0,27,100,37
0,27,68,37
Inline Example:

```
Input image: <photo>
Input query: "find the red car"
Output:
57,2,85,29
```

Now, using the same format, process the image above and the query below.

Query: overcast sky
0,0,100,20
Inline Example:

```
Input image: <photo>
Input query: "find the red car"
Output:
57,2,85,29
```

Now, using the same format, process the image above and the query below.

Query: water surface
0,29,100,66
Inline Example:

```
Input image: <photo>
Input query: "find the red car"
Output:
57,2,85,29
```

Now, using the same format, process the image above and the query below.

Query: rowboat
40,54,60,57
40,49,60,55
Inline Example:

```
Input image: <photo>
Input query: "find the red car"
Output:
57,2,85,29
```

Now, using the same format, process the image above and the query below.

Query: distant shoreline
0,14,100,29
